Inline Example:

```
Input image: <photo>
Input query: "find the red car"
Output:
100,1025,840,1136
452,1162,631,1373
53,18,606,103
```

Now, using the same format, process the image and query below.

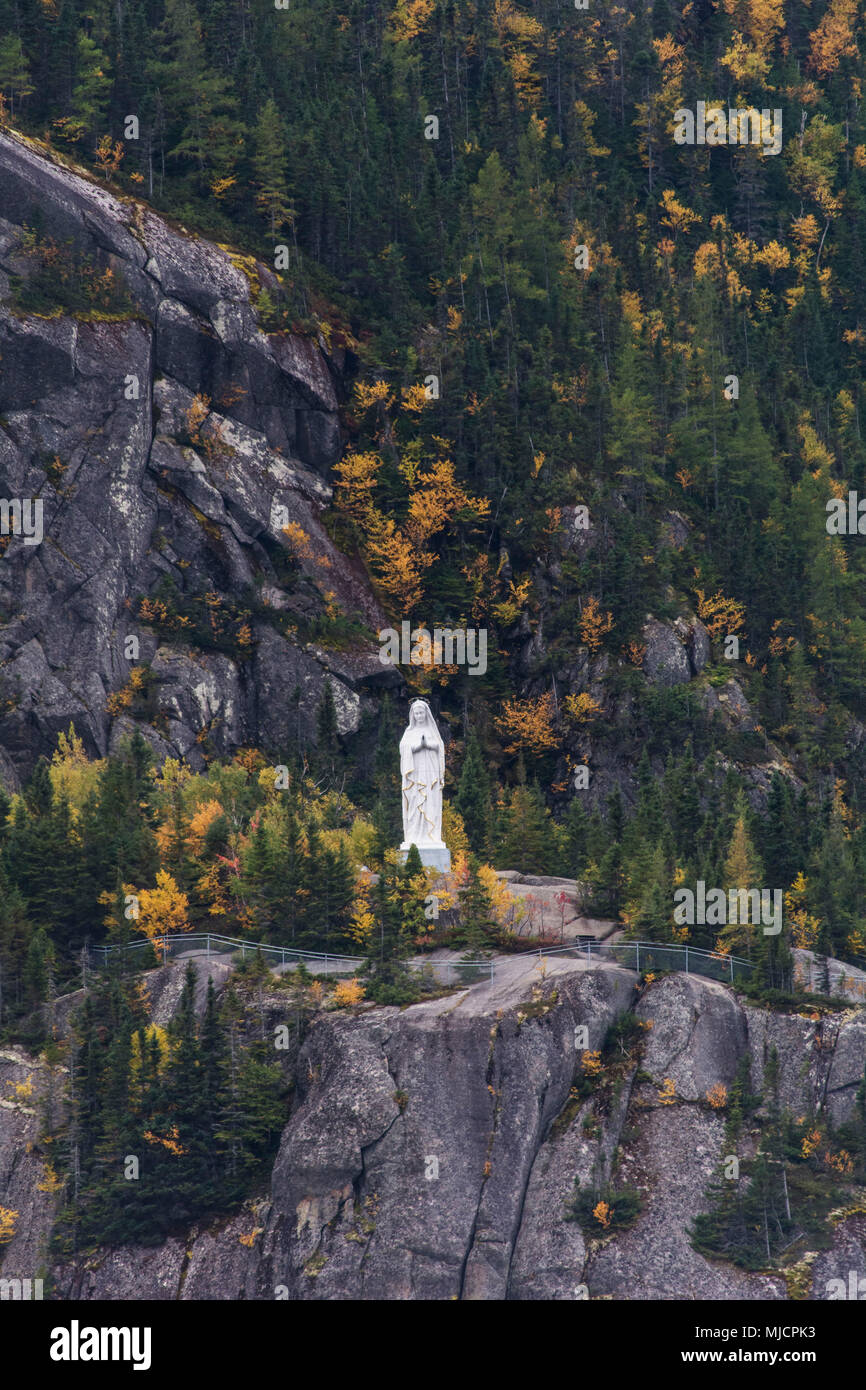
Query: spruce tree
252,96,292,236
460,856,498,958
316,678,339,756
364,858,416,1002
0,35,33,118
634,845,672,941
497,783,552,874
454,731,491,854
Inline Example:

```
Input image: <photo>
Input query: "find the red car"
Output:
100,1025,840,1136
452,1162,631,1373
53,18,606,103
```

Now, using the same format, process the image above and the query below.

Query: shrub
566,1182,643,1233
333,977,365,1006
10,228,134,319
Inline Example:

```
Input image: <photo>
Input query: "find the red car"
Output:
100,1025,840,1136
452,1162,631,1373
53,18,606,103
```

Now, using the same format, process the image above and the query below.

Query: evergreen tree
147,0,241,193
633,844,672,940
454,730,491,855
562,796,589,879
364,857,416,1003
761,773,800,893
7,760,81,950
0,34,33,117
68,34,111,148
315,678,340,781
371,694,401,864
23,923,55,1011
593,841,625,921
496,783,553,874
252,96,291,236
459,855,498,958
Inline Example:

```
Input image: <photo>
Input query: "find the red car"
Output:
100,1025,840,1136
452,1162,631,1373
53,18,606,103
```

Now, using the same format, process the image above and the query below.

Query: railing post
730,956,734,984
684,945,689,975
636,943,640,973
207,934,211,959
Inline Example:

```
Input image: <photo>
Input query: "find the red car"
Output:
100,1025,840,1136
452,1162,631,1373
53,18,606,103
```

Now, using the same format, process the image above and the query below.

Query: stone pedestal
399,845,452,873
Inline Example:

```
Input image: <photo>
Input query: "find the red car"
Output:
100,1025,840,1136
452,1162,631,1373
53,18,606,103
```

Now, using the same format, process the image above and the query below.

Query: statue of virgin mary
398,700,450,870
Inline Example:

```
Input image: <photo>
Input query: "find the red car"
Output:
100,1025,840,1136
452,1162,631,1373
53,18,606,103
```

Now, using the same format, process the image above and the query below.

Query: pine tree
761,773,799,892
364,857,416,1003
147,0,241,193
496,783,552,874
400,843,429,946
68,34,111,148
460,855,498,958
562,796,589,879
315,678,340,778
199,977,226,1159
593,841,625,921
7,760,81,949
0,34,33,118
303,821,353,950
371,696,402,866
252,96,292,236
633,844,672,940
23,924,55,1011
454,730,491,854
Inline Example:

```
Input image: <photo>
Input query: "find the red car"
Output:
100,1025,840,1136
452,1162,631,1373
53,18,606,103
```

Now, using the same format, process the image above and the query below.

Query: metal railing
86,932,748,985
86,933,366,976
85,933,495,984
510,938,754,984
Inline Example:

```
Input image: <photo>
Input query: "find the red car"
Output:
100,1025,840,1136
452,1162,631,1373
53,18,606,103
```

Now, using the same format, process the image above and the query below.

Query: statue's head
410,700,428,725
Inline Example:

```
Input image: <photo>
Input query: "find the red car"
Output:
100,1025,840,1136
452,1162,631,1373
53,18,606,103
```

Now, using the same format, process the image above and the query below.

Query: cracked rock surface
0,132,391,784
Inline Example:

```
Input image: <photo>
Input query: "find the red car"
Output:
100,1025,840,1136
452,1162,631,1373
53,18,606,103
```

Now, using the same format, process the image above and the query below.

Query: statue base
399,845,452,873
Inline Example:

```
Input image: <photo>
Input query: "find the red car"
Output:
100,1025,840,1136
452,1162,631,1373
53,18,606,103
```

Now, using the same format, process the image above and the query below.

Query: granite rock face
0,132,392,785
11,954,863,1302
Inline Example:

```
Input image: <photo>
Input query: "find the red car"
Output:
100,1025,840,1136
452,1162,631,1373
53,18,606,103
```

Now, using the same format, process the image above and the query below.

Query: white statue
399,699,450,869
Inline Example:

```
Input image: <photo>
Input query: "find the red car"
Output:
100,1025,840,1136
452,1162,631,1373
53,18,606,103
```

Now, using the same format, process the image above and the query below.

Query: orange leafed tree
0,1207,18,1243
579,596,614,652
185,800,224,856
386,0,435,43
593,1200,612,1229
721,0,785,48
333,978,365,1006
333,450,383,525
495,692,559,754
365,516,433,610
405,457,490,543
808,0,859,77
131,870,192,954
784,872,821,949
563,691,602,723
695,588,746,640
364,456,489,612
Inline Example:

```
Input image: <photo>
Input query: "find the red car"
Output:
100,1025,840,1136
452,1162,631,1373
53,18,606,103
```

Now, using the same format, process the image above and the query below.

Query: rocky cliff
2,953,864,1301
0,131,395,788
